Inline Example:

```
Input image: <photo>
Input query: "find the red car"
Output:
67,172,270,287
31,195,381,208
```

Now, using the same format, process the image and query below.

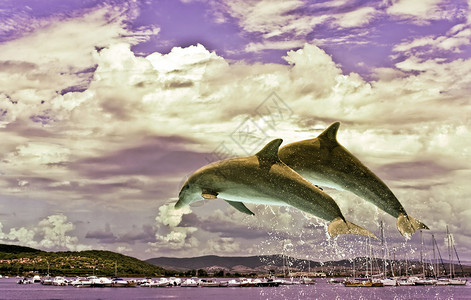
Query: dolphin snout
174,199,184,209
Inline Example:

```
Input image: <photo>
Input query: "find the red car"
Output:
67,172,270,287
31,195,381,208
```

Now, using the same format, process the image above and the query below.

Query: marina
1,276,470,300
10,273,471,288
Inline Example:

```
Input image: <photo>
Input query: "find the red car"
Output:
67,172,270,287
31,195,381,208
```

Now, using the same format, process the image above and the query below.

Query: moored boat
125,279,138,287
52,276,68,286
199,279,221,287
139,281,153,287
328,278,345,284
168,277,181,286
414,278,437,286
111,277,137,287
41,276,53,285
435,278,450,286
153,277,173,287
218,281,229,287
440,227,468,286
279,277,300,285
89,276,113,287
70,277,92,288
137,278,152,286
17,277,33,284
397,277,415,286
345,278,383,287
380,278,397,286
226,279,241,287
448,278,467,285
254,278,281,287
239,278,257,287
181,278,199,287
300,276,316,285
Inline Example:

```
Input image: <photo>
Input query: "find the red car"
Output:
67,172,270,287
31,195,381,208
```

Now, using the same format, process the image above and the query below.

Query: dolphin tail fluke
328,217,377,239
397,213,429,239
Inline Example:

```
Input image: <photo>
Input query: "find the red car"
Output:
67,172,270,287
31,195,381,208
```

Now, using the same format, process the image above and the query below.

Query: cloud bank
0,0,470,261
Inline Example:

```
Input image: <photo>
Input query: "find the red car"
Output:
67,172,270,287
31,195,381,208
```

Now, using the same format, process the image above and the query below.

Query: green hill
0,244,42,254
0,244,167,277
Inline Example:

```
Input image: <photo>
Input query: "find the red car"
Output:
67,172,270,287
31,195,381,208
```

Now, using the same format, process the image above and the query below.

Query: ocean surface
0,277,470,300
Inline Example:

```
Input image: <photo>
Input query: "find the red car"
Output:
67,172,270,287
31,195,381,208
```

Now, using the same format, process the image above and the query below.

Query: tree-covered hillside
0,244,168,277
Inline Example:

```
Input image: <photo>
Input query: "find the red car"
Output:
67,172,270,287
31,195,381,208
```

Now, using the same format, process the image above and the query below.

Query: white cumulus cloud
152,203,198,250
0,214,89,251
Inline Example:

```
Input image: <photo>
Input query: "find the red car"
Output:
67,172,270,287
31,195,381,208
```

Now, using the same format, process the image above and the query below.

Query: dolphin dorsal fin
318,122,340,142
255,138,282,164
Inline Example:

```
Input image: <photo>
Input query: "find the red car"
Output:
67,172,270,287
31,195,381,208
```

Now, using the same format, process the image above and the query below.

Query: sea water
1,277,470,300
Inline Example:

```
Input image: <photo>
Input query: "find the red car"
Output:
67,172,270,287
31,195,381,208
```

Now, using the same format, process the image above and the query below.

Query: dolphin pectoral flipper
225,200,255,215
397,213,429,239
328,217,377,239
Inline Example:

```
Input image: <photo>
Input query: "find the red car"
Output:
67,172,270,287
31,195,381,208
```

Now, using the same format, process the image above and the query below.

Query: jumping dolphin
278,122,428,238
175,138,376,239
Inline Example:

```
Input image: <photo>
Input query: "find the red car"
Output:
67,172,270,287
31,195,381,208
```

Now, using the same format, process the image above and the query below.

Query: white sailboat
345,237,383,287
378,221,398,286
397,252,415,286
446,226,467,286
431,234,450,285
414,230,437,285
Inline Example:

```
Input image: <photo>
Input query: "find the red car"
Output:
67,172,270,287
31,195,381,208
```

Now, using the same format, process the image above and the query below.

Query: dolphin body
175,138,376,239
278,122,428,238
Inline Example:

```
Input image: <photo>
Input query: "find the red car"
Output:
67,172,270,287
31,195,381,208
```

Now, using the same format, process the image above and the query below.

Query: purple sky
1,0,471,263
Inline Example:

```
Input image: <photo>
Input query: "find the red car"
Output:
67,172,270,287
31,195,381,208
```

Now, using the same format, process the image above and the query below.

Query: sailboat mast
420,230,425,277
282,241,285,277
392,248,396,277
308,259,310,275
369,237,373,278
451,236,455,278
452,242,465,277
432,234,439,279
405,253,408,277
364,237,369,278
381,221,386,277
447,226,452,279
353,258,356,278
433,234,448,276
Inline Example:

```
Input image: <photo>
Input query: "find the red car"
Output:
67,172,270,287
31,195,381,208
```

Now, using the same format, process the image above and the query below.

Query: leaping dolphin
175,138,376,239
278,122,428,238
